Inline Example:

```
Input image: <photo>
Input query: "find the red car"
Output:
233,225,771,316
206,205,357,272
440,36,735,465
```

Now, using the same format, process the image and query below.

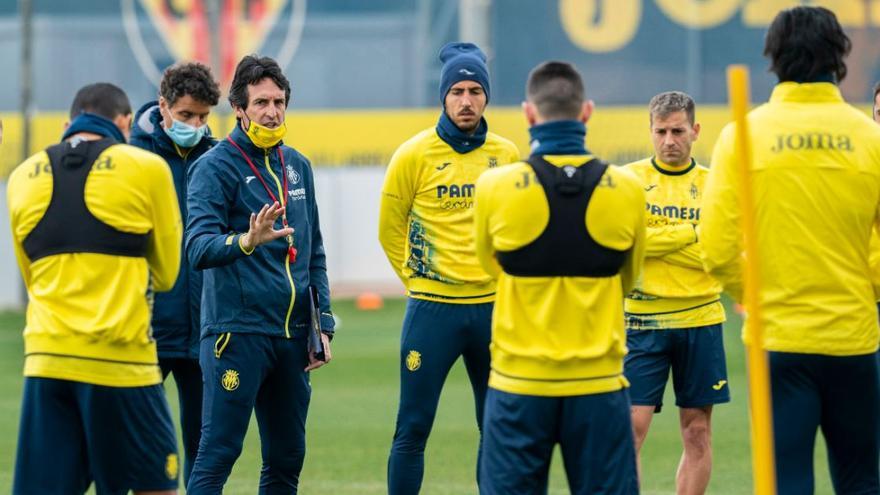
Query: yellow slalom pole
726,65,776,495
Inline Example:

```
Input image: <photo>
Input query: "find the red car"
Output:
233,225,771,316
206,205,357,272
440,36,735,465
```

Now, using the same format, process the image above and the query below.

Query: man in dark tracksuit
129,62,220,486
185,55,334,495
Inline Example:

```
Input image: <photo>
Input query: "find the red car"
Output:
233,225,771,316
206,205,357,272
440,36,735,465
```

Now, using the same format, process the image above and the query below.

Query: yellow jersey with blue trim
379,127,520,303
7,142,182,387
702,82,880,356
474,155,646,397
622,157,724,330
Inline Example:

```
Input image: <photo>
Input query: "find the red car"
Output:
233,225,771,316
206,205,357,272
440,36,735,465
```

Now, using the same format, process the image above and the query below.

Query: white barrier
313,167,405,297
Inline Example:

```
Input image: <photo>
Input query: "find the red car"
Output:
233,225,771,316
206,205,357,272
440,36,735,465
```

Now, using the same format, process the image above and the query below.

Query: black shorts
480,388,638,495
770,351,880,494
624,324,730,412
13,377,178,494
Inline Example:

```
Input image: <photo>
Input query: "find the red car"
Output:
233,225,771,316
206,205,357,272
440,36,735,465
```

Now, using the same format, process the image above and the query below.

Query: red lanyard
226,137,297,263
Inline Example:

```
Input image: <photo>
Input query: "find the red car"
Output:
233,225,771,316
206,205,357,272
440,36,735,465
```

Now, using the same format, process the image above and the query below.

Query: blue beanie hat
439,42,490,105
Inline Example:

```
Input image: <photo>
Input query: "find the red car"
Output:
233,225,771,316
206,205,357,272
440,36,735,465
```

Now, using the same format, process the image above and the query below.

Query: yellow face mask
244,119,287,149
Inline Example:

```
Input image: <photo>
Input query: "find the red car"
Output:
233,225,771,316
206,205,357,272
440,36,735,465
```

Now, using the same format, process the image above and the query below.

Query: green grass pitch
0,298,833,494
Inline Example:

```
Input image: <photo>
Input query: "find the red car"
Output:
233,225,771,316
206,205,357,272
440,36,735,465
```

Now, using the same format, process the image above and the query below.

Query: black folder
308,285,326,362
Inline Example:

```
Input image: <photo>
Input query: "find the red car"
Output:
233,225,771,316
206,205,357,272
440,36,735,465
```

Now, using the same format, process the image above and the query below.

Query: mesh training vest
22,138,150,262
495,156,627,277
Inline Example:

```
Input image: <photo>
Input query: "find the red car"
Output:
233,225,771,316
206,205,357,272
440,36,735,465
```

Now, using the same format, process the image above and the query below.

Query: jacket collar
769,82,843,104
143,103,176,154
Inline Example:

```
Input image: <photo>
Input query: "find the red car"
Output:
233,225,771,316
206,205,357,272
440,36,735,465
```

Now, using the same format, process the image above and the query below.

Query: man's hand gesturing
240,202,294,251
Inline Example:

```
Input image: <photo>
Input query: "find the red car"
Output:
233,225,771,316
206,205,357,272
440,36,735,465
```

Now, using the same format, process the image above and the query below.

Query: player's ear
692,122,702,140
114,113,133,142
157,97,175,130
233,105,249,128
580,100,594,124
114,113,133,131
522,101,537,126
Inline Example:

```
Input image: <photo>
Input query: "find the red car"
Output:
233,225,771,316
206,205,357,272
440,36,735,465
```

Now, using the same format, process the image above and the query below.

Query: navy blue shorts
624,324,730,412
160,357,203,487
479,388,638,495
770,351,880,495
13,377,178,495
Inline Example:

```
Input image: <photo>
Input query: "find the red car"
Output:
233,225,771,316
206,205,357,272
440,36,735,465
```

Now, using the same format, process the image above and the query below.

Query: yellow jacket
623,157,724,329
8,142,181,386
702,82,880,356
379,127,519,303
474,155,646,396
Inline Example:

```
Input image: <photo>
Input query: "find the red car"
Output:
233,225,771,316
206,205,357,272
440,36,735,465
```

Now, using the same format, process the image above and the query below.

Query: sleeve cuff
237,234,255,255
320,312,335,333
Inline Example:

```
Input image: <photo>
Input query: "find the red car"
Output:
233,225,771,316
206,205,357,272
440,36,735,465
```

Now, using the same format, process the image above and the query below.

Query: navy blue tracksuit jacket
130,101,213,359
185,124,334,339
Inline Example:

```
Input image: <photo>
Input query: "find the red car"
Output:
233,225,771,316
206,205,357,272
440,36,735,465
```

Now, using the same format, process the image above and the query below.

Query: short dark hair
649,91,696,125
69,82,131,120
526,61,584,121
764,6,851,83
228,55,291,110
873,81,880,104
160,62,220,107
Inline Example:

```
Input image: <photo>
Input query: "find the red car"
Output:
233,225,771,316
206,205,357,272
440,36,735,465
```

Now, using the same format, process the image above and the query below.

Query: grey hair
649,91,695,125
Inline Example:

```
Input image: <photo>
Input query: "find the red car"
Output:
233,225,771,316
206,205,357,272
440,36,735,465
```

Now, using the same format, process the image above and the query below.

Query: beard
452,114,480,133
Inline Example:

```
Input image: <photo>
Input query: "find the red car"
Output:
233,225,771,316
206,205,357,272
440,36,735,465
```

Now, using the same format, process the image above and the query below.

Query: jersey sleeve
660,240,704,270
6,152,53,290
590,168,646,294
620,189,647,295
701,124,744,301
645,224,697,257
377,142,418,283
504,141,522,166
871,222,880,300
7,167,32,289
473,171,503,278
144,156,183,292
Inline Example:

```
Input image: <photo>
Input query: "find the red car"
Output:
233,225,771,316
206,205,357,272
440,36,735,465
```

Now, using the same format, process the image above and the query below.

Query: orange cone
356,292,384,311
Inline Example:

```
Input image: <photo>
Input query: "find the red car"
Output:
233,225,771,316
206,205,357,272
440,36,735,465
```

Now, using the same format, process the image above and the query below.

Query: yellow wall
0,105,872,176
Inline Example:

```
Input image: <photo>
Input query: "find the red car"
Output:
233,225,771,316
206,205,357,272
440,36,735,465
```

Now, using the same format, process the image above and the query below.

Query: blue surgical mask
164,118,207,148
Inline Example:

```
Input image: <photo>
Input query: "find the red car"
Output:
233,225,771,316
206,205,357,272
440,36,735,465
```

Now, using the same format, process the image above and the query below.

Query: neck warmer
62,113,125,143
529,120,587,156
436,111,487,154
